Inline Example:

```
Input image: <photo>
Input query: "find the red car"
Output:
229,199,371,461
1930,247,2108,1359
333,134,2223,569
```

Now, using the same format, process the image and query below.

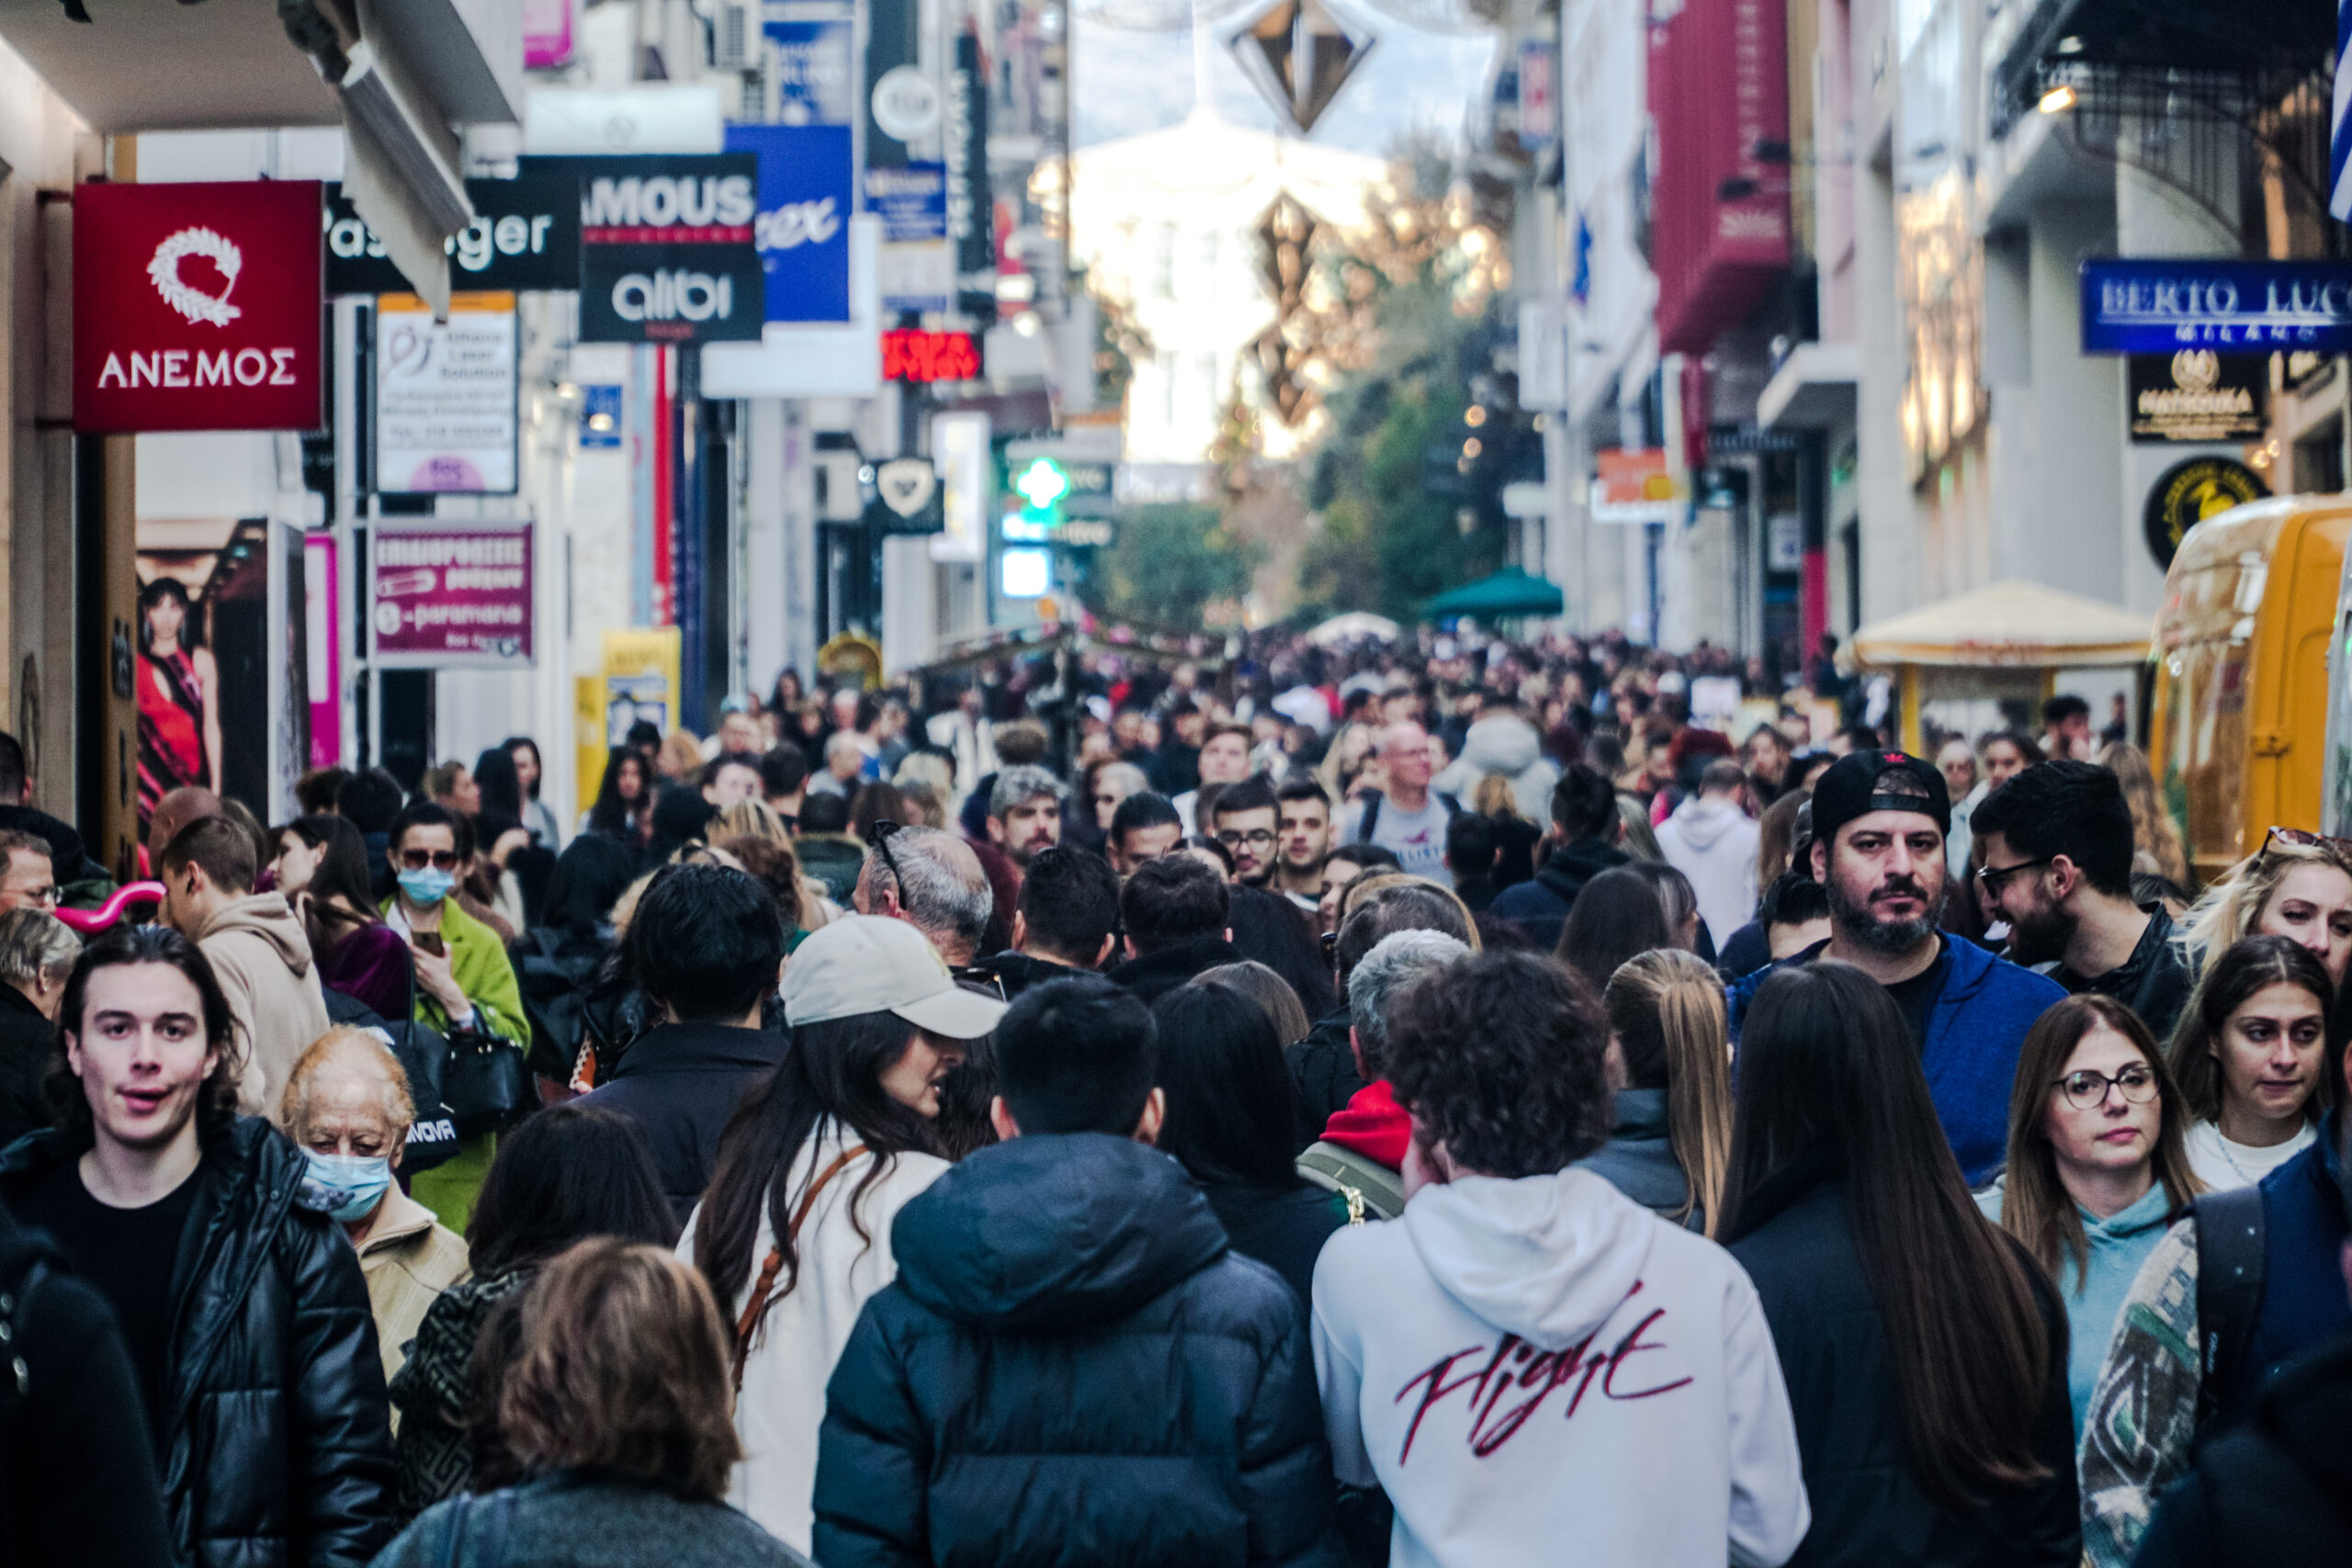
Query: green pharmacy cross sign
1012,457,1071,512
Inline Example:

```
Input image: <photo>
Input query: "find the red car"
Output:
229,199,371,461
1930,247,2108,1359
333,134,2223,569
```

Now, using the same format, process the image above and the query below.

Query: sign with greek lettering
74,179,323,434
374,293,519,495
2082,258,2352,354
575,154,764,344
368,521,536,668
726,123,854,323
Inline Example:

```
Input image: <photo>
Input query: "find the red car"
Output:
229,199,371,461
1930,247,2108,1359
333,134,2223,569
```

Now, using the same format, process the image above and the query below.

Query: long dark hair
1555,865,1673,990
473,745,527,824
589,749,651,838
2168,933,2337,1126
281,814,383,971
1719,962,2053,1512
693,1011,942,1325
1153,981,1302,1189
503,737,545,803
467,1102,679,1278
49,925,242,1145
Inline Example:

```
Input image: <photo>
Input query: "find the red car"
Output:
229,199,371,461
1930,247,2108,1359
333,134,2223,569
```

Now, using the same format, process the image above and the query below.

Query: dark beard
1828,877,1939,955
2002,905,2072,967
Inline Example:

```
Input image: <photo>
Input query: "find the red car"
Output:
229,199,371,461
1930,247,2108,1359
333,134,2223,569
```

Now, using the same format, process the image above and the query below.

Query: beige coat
193,893,334,1119
356,1184,470,1395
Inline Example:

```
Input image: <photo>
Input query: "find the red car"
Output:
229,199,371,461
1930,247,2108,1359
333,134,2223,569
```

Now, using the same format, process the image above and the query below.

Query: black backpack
2192,1183,2267,1431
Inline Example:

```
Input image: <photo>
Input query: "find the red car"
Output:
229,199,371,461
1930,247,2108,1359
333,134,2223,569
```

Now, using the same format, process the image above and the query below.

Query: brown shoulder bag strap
731,1142,869,1390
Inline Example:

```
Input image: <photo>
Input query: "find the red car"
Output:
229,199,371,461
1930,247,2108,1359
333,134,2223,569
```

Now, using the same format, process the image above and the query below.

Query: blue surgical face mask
397,866,456,906
299,1151,394,1224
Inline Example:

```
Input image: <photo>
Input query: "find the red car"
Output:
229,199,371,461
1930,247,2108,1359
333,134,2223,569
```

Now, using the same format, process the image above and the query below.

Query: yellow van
2152,494,2352,885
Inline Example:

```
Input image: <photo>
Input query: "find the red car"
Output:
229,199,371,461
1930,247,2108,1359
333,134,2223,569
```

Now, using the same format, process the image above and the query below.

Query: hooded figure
1433,712,1558,824
1654,765,1762,953
191,892,334,1118
1313,1166,1806,1568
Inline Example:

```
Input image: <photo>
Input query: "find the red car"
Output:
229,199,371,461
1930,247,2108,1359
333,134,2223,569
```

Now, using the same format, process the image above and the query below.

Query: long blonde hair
2098,741,2189,888
1600,949,1734,1235
1472,773,1526,823
2177,834,2352,981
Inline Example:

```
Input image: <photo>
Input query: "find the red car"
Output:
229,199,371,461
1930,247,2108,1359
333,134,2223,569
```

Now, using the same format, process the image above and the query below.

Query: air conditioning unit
712,0,757,72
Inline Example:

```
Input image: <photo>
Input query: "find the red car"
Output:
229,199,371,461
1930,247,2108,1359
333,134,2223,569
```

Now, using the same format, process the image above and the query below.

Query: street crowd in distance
0,622,2346,1568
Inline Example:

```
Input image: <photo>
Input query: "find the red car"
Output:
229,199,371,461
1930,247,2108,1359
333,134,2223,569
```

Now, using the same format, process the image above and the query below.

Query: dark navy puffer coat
810,1132,1345,1568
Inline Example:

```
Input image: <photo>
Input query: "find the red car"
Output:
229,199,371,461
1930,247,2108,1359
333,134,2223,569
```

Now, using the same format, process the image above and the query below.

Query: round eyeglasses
2052,1064,2159,1110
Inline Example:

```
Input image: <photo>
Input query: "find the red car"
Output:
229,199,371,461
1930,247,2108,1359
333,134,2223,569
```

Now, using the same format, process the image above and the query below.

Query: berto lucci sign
74,180,324,433
2081,258,2352,353
576,156,764,343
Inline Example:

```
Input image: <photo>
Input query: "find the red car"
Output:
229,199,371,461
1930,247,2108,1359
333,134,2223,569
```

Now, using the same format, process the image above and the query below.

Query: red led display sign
882,328,982,382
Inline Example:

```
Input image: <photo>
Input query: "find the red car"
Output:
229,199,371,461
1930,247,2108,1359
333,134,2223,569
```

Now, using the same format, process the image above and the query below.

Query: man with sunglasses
1972,760,2193,1043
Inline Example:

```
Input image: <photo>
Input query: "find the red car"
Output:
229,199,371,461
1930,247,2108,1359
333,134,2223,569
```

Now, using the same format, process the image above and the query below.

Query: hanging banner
304,532,342,770
868,162,951,312
2082,258,2352,353
375,293,520,494
575,154,764,343
74,180,323,434
369,520,536,668
602,626,681,740
326,162,580,294
726,123,854,323
947,35,996,294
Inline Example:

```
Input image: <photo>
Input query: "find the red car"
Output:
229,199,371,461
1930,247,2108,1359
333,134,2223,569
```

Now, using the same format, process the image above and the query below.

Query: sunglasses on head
398,849,462,871
2260,826,2352,861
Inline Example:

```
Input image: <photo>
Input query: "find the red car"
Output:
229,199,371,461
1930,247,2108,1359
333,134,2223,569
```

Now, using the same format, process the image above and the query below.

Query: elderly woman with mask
279,1026,469,1388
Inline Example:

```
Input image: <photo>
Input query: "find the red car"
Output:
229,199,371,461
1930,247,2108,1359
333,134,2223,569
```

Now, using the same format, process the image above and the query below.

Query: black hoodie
811,1133,1344,1568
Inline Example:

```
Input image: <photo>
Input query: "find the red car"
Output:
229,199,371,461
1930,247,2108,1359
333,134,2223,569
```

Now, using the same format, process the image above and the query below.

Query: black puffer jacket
1724,1156,2077,1568
0,1118,396,1568
811,1133,1344,1568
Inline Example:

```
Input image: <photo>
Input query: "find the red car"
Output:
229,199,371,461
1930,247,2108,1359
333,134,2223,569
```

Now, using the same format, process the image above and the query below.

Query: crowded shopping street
0,0,2349,1562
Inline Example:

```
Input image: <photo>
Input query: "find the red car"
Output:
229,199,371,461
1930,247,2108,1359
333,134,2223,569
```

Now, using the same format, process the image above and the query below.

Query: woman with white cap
683,915,1006,1554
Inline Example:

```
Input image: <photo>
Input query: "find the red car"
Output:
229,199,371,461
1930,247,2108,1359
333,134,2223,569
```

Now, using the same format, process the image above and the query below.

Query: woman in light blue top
1977,993,2204,1432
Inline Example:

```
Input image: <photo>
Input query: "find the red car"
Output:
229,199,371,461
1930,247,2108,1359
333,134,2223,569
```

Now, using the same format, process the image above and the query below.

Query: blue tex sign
725,123,854,324
2081,258,2352,354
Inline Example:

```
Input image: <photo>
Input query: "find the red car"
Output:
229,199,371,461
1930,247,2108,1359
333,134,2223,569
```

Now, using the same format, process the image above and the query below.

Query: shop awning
1425,568,1565,621
1849,579,2154,669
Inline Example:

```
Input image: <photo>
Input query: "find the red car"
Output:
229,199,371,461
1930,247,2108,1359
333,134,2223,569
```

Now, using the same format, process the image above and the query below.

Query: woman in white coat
683,916,1005,1554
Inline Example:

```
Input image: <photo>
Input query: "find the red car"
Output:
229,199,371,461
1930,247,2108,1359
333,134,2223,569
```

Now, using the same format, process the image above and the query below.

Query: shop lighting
1464,405,1487,427
1463,437,1483,457
2039,82,2078,115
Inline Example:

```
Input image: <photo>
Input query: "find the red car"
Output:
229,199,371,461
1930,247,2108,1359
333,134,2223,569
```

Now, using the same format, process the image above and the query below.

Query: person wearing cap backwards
1728,750,2065,1185
681,915,1007,1557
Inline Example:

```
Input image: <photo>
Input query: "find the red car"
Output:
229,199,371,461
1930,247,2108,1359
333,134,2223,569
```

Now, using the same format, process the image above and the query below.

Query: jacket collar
1536,835,1627,898
1607,1086,1671,1141
1721,1144,1847,1244
1114,934,1242,981
0,982,45,1021
604,1019,786,1079
2055,902,2173,996
357,1182,442,1257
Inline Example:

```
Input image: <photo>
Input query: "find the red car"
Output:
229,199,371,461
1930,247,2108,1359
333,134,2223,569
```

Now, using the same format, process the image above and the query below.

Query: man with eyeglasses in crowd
1208,775,1282,886
0,829,57,913
1971,759,2193,1042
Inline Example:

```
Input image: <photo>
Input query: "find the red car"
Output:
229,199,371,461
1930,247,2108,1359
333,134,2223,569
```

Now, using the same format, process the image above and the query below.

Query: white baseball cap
780,915,1007,1039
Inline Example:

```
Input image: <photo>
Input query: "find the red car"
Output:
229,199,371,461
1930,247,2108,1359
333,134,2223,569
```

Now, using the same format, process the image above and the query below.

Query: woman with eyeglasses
2165,934,2336,1191
2176,827,2352,987
1978,994,2202,1432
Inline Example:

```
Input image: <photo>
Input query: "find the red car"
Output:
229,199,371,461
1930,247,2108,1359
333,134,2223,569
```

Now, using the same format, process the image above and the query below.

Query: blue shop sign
725,123,853,324
2082,258,2352,354
865,164,948,244
767,19,856,126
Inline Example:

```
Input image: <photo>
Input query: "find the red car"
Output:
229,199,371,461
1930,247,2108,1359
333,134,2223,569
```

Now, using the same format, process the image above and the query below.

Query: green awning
1424,567,1564,620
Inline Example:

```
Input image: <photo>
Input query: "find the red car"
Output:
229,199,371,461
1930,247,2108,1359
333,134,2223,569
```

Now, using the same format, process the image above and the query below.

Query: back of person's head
798,791,852,835
1698,758,1747,797
161,813,257,895
1720,961,2052,1513
468,1102,680,1277
650,785,718,852
626,863,786,1023
860,825,992,951
295,766,350,817
1348,928,1472,1079
2170,932,2337,1125
993,720,1051,767
1555,864,1673,989
1445,812,1497,879
1221,884,1336,1017
499,1238,741,1500
710,799,791,848
1758,868,1829,929
472,746,526,821
336,768,405,835
1965,759,2134,898
761,745,810,801
1549,763,1619,840
1625,858,1702,944
1152,982,1298,1188
1121,853,1230,953
2041,694,2090,728
0,906,79,991
1014,845,1120,964
714,835,808,931
849,782,907,842
1196,959,1311,1045
544,835,639,934
0,730,27,800
1385,950,1610,1178
1755,787,1812,895
1601,949,1732,1233
995,975,1158,1134
1333,878,1477,983
1324,842,1399,885
1109,790,1182,851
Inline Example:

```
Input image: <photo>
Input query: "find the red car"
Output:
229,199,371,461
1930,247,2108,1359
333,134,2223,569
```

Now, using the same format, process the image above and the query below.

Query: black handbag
401,938,534,1139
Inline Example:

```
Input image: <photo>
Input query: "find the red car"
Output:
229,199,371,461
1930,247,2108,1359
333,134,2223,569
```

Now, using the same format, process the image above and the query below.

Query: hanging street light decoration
1227,0,1375,136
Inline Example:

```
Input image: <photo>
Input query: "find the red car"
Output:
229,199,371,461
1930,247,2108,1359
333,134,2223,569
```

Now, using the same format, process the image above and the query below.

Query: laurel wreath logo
147,227,243,327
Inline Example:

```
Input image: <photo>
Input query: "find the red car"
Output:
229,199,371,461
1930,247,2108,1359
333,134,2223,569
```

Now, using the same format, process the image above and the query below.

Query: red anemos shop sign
74,180,324,433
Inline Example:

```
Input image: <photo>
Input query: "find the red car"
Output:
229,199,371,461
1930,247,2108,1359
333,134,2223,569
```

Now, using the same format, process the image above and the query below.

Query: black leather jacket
0,1117,397,1568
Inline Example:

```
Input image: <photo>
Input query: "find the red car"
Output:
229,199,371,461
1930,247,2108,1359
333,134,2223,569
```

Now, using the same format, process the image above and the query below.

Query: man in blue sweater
1728,749,2062,1184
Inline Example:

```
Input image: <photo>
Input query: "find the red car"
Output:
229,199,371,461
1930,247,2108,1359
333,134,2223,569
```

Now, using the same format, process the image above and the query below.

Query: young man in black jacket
0,924,394,1568
583,863,788,1221
812,976,1343,1568
1488,764,1627,950
977,845,1120,998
